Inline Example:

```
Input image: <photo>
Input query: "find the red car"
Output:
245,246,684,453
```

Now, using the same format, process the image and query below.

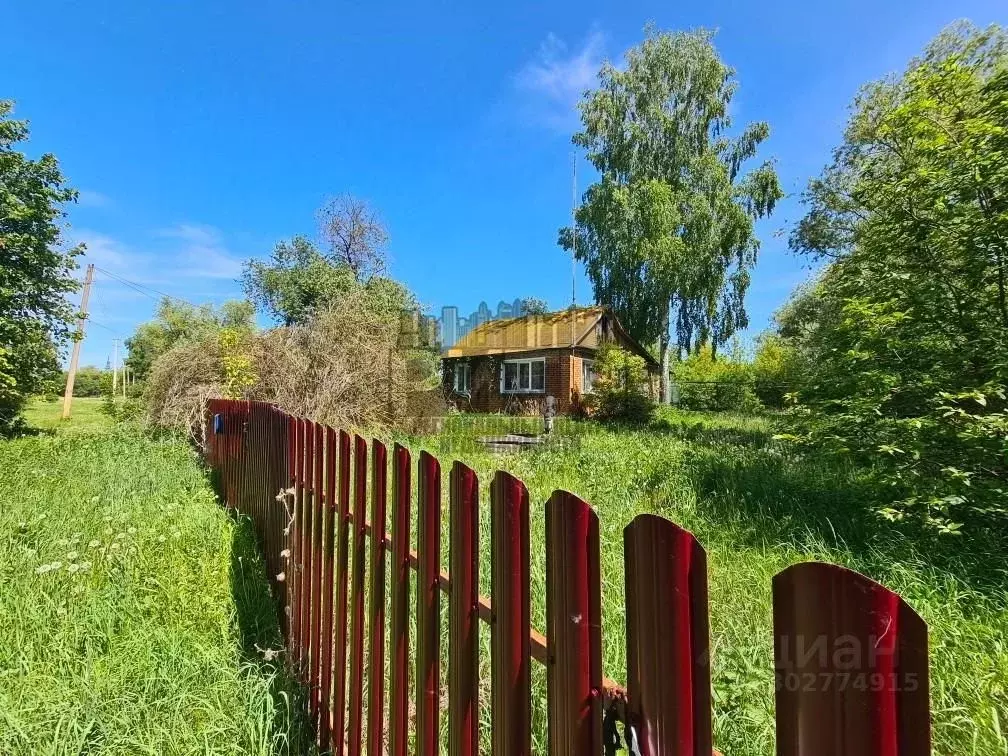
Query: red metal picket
448,462,479,756
417,451,442,756
347,434,369,756
299,421,316,691
310,422,325,720
332,429,352,753
366,440,388,756
290,417,305,668
490,470,532,756
389,443,411,756
624,514,712,756
318,425,337,751
545,490,603,756
773,562,930,756
202,400,934,756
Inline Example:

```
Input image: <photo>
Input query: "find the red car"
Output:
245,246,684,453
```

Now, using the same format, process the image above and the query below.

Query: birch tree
560,28,782,403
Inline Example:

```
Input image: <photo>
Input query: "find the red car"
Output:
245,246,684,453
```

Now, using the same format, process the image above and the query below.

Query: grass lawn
404,410,1008,756
22,396,113,434
0,413,312,753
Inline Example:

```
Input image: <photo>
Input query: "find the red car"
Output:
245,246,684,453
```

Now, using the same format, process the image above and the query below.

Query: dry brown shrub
144,289,445,439
144,337,225,442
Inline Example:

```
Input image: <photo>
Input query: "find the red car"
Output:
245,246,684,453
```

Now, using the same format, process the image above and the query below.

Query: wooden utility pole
62,263,95,420
112,338,119,395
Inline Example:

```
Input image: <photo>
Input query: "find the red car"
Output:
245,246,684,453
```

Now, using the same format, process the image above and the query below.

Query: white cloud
514,31,606,130
77,190,113,208
157,223,245,280
77,230,135,270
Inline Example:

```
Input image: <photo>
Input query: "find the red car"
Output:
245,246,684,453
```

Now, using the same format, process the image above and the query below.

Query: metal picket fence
204,398,930,756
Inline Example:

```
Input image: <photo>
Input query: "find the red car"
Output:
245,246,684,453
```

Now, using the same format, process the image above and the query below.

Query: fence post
331,430,352,753
389,443,412,756
366,440,388,756
316,426,337,750
310,422,324,723
417,451,442,756
773,562,930,756
624,514,712,756
347,435,369,756
449,462,480,756
290,418,305,669
491,471,531,756
545,490,603,756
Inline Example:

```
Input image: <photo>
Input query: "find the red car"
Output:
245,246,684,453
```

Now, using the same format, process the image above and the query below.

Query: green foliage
520,297,549,315
410,412,1008,755
786,22,1008,532
751,333,803,408
587,343,655,423
0,101,82,430
67,365,111,397
0,424,311,752
673,343,762,412
559,27,782,401
219,327,257,400
125,297,254,379
242,234,415,327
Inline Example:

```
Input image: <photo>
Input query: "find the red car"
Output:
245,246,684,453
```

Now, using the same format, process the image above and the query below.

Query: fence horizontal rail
205,398,930,756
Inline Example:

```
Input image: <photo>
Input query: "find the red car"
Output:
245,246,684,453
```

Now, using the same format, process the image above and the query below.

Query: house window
454,363,470,393
501,357,546,394
581,358,597,394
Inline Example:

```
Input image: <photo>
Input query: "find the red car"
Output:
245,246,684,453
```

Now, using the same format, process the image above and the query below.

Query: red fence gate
204,399,930,755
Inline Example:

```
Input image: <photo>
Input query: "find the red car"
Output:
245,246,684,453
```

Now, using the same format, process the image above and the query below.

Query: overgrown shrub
145,288,443,441
751,334,803,408
587,343,654,424
673,345,762,412
67,366,110,397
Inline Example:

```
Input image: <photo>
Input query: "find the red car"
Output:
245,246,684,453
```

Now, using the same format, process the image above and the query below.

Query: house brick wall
443,348,595,415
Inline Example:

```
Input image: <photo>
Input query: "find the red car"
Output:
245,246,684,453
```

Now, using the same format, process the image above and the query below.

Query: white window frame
500,357,546,394
581,358,597,394
453,362,471,394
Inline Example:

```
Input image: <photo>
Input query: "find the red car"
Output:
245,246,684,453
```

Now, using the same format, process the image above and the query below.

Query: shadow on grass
229,516,318,755
684,444,1008,597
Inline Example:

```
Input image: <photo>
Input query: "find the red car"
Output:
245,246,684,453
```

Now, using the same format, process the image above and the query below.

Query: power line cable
93,266,199,307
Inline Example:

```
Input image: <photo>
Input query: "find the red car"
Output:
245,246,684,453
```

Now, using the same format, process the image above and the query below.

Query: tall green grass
404,410,1008,756
0,425,313,754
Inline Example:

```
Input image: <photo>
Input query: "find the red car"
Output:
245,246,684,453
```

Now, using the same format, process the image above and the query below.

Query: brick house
441,306,660,414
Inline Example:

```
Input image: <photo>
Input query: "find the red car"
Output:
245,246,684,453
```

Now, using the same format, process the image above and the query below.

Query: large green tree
0,101,82,428
560,28,782,403
125,298,254,379
243,198,415,327
787,22,1008,531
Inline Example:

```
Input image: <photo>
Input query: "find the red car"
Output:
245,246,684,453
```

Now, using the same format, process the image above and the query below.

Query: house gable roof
443,306,659,370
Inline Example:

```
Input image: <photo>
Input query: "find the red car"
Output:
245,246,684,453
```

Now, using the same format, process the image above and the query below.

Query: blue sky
6,1,1006,368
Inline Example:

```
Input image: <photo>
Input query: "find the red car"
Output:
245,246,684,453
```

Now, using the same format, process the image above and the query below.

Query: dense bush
751,334,803,408
784,23,1008,533
145,287,441,441
67,366,110,397
586,343,655,424
673,345,762,412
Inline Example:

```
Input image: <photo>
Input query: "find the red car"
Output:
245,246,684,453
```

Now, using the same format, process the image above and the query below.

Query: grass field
404,410,1008,756
0,406,312,754
22,396,113,434
6,400,1005,754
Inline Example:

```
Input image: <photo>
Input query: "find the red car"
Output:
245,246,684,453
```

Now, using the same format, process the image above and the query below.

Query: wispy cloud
76,190,113,208
157,223,245,280
76,222,246,287
513,31,606,131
